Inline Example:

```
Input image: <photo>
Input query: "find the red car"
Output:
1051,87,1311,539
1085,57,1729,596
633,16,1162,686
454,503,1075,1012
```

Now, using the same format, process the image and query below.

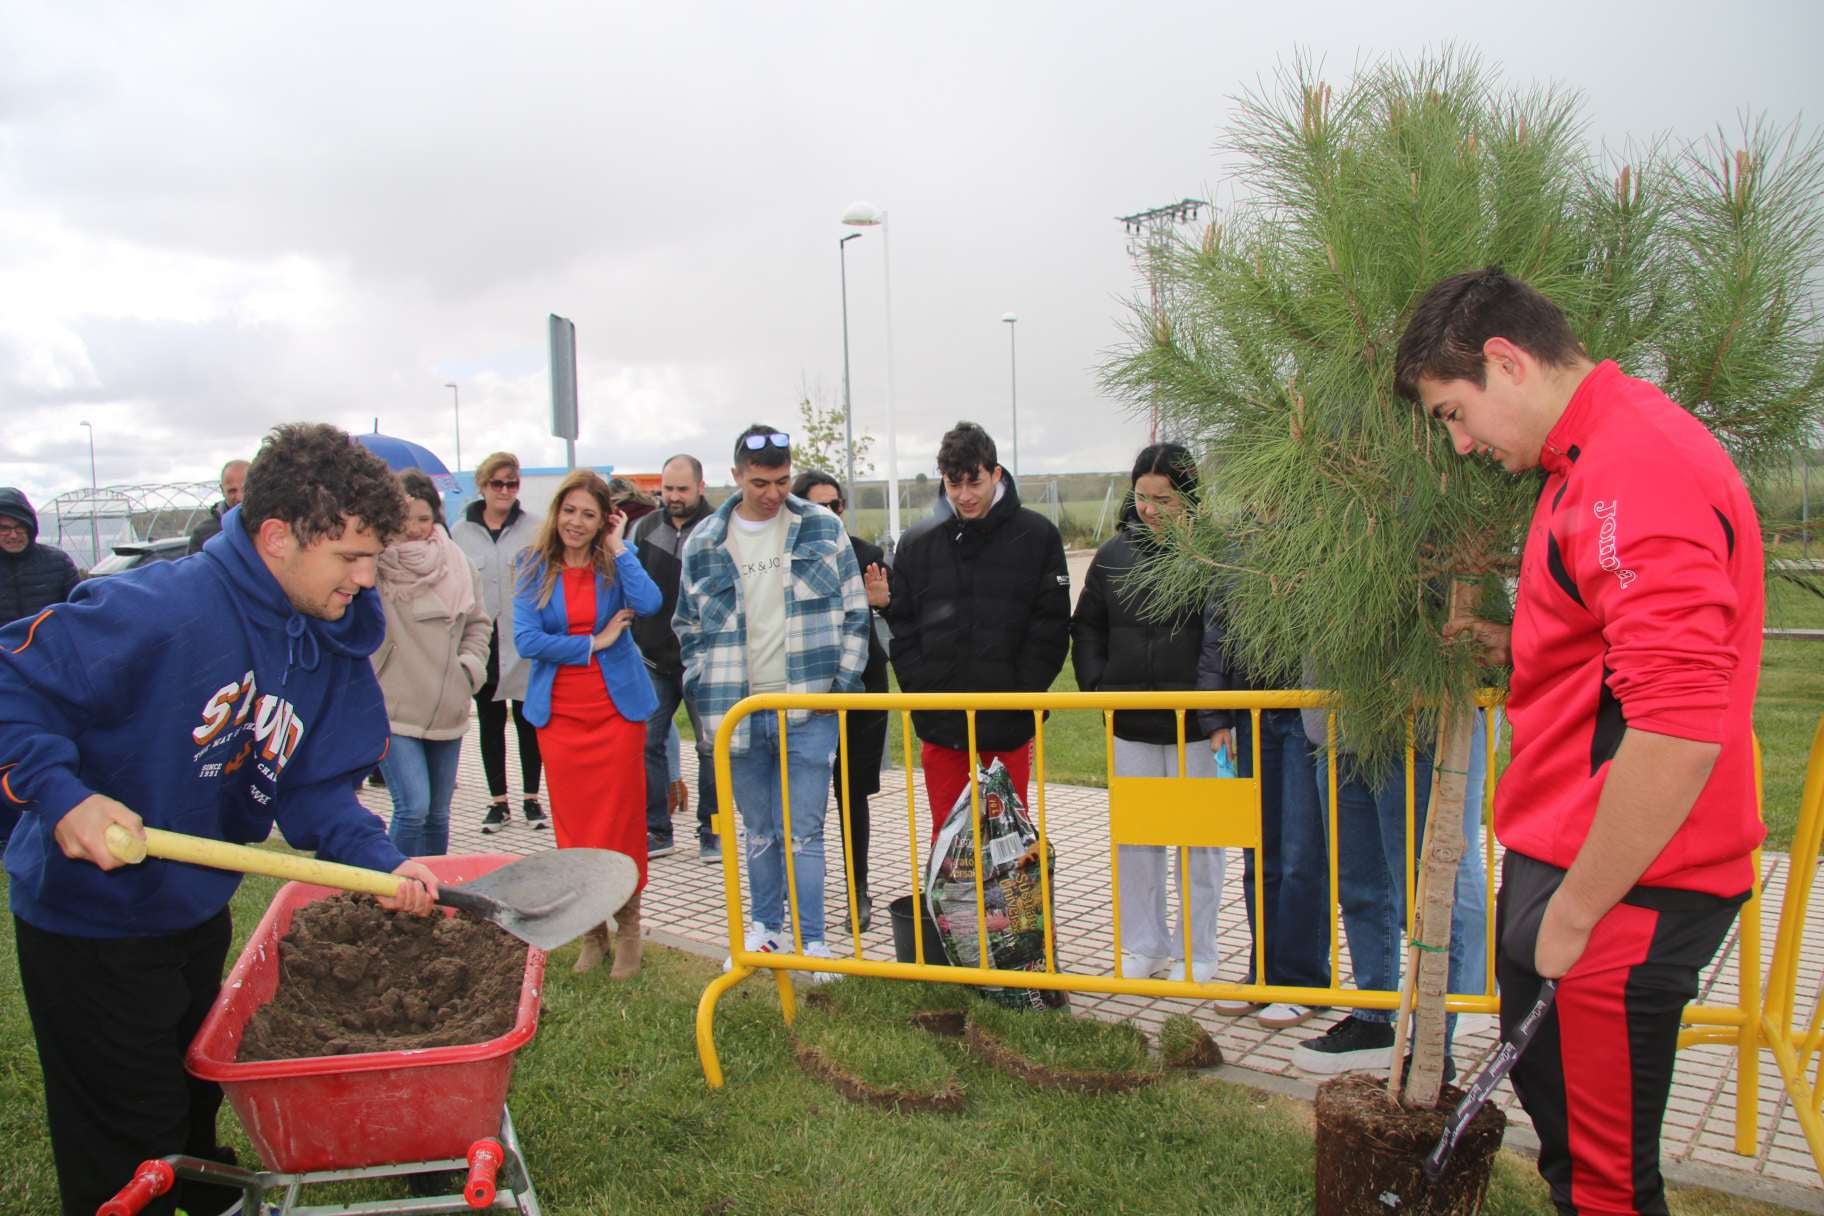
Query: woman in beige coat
374,470,492,855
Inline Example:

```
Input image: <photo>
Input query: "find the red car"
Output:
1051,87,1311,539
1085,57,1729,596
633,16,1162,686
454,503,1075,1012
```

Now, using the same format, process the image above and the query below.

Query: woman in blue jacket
514,471,661,977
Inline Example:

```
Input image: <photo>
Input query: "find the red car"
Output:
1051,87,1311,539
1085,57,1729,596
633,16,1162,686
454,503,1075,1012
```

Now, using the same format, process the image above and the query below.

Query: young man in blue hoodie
1,423,440,1216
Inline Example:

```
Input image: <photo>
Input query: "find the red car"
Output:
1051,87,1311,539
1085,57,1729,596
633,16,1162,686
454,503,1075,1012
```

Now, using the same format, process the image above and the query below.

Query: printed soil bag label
924,759,1066,1010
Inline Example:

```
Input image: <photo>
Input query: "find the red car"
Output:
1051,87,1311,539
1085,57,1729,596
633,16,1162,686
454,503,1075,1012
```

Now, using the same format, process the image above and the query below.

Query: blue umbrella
355,431,451,476
354,432,462,495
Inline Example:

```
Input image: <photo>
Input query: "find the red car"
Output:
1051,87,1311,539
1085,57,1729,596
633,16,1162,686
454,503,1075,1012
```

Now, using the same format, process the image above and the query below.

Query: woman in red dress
512,471,662,977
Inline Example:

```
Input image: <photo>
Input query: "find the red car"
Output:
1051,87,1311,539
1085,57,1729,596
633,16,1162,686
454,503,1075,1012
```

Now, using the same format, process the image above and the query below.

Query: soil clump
238,894,526,1061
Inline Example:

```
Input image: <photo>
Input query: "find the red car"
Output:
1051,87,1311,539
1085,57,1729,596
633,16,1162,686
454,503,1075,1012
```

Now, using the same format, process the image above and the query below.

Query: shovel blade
447,849,638,951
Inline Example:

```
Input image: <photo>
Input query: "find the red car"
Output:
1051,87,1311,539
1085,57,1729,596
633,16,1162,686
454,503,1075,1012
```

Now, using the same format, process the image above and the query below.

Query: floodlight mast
1117,198,1208,442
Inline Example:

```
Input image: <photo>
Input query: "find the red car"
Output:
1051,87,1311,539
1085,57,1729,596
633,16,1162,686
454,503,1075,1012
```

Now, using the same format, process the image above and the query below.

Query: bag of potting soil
923,759,1065,1011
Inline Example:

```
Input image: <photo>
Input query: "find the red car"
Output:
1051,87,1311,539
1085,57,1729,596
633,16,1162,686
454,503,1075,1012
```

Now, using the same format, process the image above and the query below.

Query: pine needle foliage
1102,48,1824,768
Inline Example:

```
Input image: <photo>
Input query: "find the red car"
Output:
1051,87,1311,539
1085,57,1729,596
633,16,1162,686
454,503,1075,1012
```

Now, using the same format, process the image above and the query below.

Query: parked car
86,536,191,577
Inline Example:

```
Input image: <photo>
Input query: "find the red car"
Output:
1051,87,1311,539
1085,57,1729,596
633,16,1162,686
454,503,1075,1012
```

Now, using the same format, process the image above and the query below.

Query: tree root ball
1313,1073,1505,1216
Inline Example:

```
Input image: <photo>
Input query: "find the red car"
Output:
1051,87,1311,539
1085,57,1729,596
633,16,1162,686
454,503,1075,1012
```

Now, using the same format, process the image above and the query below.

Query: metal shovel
104,825,637,951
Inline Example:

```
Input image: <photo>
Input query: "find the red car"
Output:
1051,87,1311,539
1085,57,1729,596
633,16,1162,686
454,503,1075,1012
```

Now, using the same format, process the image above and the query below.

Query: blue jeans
1235,710,1331,989
727,711,839,942
380,734,463,857
1323,709,1496,1035
645,668,718,845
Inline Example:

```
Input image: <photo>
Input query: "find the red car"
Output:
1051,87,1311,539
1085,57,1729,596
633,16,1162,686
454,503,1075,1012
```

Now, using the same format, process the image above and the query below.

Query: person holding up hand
514,471,663,977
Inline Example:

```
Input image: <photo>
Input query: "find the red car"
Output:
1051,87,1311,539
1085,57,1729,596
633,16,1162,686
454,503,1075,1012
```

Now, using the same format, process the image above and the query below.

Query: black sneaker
647,833,678,859
523,798,548,830
1290,1015,1397,1075
698,834,722,865
481,803,510,834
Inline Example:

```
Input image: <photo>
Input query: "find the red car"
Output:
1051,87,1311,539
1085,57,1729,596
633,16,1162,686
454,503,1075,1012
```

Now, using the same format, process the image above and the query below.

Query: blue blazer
512,550,662,728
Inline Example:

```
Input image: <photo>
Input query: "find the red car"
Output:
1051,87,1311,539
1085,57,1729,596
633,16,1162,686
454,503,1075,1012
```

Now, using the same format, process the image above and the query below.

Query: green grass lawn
0,878,1798,1215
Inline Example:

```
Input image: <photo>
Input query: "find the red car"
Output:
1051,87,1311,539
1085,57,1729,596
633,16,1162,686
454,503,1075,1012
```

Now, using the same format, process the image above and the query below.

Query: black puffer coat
1070,521,1209,744
885,475,1070,752
0,488,80,625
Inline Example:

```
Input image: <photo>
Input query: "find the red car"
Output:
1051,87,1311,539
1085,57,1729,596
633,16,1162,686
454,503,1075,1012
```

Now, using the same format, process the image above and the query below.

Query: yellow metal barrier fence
693,690,1824,1182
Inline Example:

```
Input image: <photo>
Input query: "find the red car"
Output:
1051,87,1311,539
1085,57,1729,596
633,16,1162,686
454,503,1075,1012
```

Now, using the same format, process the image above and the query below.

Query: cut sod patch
1159,1014,1224,1070
791,1004,965,1113
964,1002,1162,1093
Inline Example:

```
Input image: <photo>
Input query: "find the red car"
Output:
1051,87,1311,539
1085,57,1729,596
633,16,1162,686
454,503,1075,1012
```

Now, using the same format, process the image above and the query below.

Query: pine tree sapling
1103,49,1824,1109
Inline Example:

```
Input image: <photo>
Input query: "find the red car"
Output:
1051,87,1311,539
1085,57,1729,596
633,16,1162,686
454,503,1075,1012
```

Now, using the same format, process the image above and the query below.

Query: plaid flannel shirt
674,493,869,753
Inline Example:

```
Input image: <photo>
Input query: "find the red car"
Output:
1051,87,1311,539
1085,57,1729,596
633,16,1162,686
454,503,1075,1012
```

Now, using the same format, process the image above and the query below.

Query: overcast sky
3,0,1819,514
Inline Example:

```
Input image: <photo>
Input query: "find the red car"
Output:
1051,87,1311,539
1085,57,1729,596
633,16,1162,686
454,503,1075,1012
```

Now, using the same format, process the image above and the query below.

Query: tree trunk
1388,579,1479,1108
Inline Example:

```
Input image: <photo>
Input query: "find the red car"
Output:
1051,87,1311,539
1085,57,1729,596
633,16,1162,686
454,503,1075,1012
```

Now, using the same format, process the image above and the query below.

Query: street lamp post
78,420,99,566
444,383,462,474
1001,313,1019,475
841,201,900,544
838,233,862,520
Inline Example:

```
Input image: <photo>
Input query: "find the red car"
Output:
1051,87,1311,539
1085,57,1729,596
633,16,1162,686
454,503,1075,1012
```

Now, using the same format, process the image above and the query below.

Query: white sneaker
722,922,787,972
1120,952,1171,979
802,940,841,985
1256,1002,1319,1029
1167,959,1218,983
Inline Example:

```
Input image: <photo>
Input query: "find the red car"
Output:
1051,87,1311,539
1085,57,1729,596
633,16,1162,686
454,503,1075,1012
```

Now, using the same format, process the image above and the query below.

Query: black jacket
0,488,81,626
187,501,227,555
1070,522,1208,744
630,497,714,673
884,475,1070,752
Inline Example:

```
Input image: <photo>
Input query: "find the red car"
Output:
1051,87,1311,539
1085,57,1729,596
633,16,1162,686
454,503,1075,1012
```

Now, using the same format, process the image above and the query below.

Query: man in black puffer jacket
0,488,80,626
885,422,1069,838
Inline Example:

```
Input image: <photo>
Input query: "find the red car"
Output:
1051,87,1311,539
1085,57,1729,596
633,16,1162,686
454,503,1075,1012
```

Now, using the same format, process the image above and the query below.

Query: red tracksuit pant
920,740,1032,840
1496,851,1744,1215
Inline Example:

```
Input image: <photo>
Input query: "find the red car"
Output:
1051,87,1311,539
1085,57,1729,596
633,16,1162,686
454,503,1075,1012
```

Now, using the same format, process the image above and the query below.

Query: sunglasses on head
740,432,790,451
485,478,521,491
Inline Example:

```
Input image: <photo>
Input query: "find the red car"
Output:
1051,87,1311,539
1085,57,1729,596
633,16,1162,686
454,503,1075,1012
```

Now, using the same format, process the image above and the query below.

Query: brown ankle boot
667,779,688,817
609,894,643,980
573,924,608,973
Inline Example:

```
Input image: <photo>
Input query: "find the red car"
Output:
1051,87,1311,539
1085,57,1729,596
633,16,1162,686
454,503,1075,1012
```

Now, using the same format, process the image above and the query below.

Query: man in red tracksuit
1395,268,1763,1215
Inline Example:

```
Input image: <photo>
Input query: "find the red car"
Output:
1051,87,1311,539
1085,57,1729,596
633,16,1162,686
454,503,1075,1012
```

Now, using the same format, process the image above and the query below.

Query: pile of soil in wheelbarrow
237,894,527,1061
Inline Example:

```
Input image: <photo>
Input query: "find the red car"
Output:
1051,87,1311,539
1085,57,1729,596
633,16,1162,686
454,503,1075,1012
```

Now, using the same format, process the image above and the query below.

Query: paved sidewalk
360,724,1824,1199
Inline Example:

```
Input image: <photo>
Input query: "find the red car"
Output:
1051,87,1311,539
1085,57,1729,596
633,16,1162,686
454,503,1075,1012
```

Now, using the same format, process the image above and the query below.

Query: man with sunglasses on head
630,453,720,863
790,469,891,930
884,421,1070,837
673,426,868,974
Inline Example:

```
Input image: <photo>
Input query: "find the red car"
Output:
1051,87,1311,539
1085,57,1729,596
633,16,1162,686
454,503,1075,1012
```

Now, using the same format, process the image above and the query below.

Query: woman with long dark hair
451,452,547,833
1070,442,1226,982
372,470,491,856
513,470,662,977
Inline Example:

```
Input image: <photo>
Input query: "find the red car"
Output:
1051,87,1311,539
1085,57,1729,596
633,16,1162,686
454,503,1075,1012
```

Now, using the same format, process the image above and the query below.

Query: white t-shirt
728,509,789,692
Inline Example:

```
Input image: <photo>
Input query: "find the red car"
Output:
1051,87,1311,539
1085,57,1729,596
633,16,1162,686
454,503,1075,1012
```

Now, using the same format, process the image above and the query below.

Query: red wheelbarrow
99,854,549,1215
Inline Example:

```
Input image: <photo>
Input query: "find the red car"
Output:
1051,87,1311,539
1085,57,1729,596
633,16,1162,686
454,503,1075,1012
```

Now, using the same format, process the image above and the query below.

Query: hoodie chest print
191,669,307,786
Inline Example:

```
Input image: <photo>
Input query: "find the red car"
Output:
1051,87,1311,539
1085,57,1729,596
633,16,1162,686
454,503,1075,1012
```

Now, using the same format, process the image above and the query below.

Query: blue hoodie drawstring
282,614,321,686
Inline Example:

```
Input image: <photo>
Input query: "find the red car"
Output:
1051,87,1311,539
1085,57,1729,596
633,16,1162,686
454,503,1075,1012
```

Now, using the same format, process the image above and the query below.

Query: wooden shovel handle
104,825,405,899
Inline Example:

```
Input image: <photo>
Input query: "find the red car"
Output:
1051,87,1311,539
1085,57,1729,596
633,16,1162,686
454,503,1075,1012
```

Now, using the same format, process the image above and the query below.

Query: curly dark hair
240,424,408,545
